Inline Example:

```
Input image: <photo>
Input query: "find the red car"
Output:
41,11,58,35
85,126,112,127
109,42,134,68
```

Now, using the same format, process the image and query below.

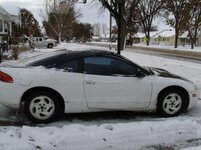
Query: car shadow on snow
0,102,200,127
0,106,162,126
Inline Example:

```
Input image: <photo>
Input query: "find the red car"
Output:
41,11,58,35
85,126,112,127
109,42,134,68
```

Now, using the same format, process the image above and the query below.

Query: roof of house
180,31,189,38
153,29,175,38
0,4,20,16
0,5,20,24
0,6,13,22
134,31,162,38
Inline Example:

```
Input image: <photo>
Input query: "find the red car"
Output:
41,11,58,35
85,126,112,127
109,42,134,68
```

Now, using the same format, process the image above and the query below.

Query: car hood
147,67,190,82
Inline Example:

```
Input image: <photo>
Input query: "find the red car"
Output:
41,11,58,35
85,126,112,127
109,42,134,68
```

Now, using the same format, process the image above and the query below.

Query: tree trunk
174,31,179,48
117,31,125,54
117,2,126,54
146,32,150,46
58,33,61,44
191,38,195,49
146,37,150,46
174,21,179,48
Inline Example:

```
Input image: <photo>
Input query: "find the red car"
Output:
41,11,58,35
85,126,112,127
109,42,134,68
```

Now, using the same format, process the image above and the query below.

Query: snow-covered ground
133,43,201,52
89,41,201,52
0,43,201,150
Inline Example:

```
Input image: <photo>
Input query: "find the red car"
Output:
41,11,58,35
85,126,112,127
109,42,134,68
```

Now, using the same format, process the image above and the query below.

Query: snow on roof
0,6,13,22
134,33,145,38
134,31,161,38
0,4,20,16
180,31,189,38
153,29,175,38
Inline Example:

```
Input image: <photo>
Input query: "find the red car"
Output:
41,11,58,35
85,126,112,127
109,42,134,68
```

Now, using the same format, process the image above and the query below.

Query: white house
0,6,13,37
151,29,176,46
0,5,20,42
133,31,161,44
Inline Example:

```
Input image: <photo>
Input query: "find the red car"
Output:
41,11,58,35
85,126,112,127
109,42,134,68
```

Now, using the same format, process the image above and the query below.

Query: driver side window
84,56,137,76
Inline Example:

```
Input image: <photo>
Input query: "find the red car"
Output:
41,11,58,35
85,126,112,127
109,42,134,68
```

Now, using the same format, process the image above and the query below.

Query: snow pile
0,119,201,150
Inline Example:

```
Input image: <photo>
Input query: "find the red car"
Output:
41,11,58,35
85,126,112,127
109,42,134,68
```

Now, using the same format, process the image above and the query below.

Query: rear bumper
0,83,23,109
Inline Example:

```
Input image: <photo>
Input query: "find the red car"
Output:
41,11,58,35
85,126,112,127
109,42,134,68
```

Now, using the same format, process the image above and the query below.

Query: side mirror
136,69,146,78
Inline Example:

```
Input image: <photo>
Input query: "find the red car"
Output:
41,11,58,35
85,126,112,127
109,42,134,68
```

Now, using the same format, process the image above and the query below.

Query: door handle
85,80,95,85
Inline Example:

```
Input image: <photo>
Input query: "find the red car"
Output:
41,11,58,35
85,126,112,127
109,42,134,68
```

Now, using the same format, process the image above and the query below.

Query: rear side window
26,53,67,67
57,59,82,73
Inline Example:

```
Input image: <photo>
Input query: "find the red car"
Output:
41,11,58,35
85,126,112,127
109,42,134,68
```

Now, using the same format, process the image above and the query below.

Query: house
179,31,190,46
0,6,13,41
0,5,21,43
132,33,145,43
133,31,162,44
151,29,176,46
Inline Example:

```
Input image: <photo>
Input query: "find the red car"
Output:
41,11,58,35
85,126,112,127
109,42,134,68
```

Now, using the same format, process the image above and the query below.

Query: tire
24,91,61,123
47,43,53,48
157,89,187,117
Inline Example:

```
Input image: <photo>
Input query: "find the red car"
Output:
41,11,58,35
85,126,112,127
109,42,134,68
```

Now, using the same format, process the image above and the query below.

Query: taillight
0,71,13,83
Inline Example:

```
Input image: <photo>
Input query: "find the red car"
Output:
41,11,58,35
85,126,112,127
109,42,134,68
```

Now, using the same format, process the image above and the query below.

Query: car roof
71,49,118,57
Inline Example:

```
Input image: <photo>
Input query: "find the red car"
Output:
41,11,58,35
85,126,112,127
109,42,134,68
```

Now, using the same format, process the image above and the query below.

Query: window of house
4,22,8,32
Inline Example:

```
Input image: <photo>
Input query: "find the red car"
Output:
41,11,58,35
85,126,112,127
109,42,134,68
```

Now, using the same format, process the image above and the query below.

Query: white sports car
0,49,199,123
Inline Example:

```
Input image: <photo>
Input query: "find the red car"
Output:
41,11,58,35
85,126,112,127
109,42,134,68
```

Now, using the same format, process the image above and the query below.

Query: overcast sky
0,0,110,26
0,0,168,30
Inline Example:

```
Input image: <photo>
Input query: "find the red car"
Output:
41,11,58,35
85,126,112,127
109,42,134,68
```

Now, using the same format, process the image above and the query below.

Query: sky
0,0,168,30
0,0,110,26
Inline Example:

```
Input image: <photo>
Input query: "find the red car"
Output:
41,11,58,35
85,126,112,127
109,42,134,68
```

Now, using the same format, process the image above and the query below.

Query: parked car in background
31,37,57,48
0,49,199,123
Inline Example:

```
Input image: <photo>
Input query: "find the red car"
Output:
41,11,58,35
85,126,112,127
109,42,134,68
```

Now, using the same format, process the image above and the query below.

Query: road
86,43,201,63
127,46,201,63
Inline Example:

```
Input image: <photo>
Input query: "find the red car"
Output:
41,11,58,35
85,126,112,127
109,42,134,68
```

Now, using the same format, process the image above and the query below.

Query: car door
83,55,152,110
55,58,86,112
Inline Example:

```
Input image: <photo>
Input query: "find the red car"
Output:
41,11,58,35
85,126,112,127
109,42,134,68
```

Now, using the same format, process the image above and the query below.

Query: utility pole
109,0,112,50
117,1,123,55
54,0,56,12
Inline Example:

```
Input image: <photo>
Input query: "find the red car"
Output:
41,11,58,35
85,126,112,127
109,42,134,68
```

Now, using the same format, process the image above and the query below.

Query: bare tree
98,0,141,54
186,0,201,49
137,0,164,46
98,0,163,54
42,0,81,43
164,0,191,48
72,23,93,41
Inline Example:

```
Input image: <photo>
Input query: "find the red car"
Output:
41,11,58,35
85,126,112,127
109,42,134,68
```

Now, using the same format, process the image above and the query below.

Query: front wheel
24,91,60,123
157,89,187,117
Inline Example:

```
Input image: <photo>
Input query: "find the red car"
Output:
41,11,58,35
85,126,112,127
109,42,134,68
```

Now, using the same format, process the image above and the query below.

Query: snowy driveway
0,43,201,150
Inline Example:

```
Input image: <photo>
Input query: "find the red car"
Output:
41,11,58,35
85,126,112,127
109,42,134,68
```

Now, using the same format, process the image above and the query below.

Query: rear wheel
24,91,61,123
157,89,187,117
